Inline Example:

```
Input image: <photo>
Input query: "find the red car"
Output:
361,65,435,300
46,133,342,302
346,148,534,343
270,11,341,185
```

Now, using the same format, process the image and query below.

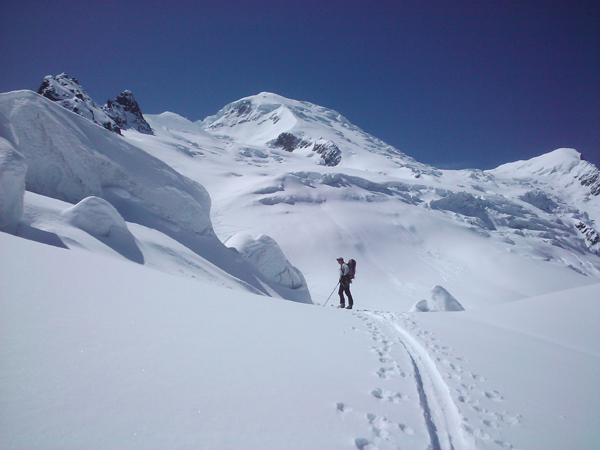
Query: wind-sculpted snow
61,196,144,263
226,233,312,303
0,90,212,236
0,136,27,233
411,286,465,312
3,84,600,449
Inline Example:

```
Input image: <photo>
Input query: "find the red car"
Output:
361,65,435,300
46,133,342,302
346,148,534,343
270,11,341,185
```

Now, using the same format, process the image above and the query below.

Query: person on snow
337,257,354,309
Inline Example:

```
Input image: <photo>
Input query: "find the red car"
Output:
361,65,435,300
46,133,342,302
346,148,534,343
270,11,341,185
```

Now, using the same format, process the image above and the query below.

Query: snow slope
126,92,600,312
1,86,599,449
2,229,598,449
0,90,311,302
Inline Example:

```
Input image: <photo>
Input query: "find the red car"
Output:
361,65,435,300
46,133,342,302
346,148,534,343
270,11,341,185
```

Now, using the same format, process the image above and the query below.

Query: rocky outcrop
575,222,600,253
103,90,153,135
313,139,342,166
37,74,153,135
37,73,121,133
272,132,310,152
579,163,600,196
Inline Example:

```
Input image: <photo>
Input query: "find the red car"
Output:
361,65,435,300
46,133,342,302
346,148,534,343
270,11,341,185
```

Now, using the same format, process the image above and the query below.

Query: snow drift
226,233,311,303
410,285,465,312
0,136,27,233
61,196,144,264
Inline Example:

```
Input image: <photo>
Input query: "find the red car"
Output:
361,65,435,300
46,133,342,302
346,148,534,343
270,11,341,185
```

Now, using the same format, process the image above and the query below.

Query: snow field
1,87,599,449
0,231,430,449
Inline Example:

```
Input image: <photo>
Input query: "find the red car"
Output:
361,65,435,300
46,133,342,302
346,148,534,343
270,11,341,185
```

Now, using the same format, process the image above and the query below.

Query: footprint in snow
354,437,374,450
371,388,409,403
484,390,504,402
469,372,487,382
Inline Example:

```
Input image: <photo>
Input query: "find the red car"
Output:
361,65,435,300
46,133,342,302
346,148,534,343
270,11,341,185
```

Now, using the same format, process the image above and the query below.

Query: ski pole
323,282,339,307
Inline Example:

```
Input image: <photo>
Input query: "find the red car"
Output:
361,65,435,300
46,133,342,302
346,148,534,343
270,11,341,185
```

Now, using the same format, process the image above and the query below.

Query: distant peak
36,73,153,135
103,90,153,135
37,73,121,134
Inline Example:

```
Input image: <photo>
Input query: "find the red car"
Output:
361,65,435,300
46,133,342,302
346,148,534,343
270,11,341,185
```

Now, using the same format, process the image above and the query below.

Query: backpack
347,259,356,280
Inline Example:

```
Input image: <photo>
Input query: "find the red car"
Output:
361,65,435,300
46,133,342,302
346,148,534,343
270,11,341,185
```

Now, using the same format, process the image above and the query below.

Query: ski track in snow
348,311,520,450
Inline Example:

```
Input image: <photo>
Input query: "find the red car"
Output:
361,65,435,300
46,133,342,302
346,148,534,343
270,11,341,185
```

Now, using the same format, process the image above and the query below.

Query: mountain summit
37,73,153,135
200,92,422,170
37,73,121,133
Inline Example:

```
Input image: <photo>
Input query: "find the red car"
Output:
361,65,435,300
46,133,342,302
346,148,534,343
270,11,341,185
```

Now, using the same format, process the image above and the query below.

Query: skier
336,257,354,309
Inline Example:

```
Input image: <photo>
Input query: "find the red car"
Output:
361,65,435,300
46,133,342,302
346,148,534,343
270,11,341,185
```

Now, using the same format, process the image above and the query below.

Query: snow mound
226,233,308,291
61,196,144,263
61,196,130,237
0,136,27,233
492,148,582,176
410,285,465,312
145,111,210,136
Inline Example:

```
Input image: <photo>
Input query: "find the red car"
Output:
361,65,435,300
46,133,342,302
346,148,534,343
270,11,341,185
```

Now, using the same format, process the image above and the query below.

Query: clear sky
1,0,598,169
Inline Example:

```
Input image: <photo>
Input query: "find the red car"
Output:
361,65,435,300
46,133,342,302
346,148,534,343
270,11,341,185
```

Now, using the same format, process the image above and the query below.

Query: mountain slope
2,228,598,449
121,92,600,310
0,90,311,303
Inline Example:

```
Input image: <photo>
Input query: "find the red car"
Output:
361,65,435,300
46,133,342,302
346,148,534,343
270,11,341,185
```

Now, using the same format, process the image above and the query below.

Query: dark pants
338,278,353,307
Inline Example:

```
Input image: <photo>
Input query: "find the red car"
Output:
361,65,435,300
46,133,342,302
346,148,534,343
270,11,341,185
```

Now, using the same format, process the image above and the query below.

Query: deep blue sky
1,0,598,169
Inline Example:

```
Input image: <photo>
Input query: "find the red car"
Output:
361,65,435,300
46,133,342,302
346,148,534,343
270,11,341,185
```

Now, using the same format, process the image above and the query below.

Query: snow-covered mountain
132,91,600,311
37,73,153,135
0,89,311,303
1,83,599,450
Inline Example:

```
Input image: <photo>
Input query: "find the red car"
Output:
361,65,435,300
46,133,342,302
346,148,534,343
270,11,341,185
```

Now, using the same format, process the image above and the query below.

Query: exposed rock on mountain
37,74,153,135
579,163,600,196
200,92,425,171
313,139,342,166
575,222,600,254
38,73,121,133
103,90,153,135
272,132,310,152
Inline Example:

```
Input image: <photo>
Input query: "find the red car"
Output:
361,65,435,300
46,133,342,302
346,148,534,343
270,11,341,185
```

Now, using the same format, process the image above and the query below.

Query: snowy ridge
38,73,120,133
38,73,153,135
201,92,426,171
